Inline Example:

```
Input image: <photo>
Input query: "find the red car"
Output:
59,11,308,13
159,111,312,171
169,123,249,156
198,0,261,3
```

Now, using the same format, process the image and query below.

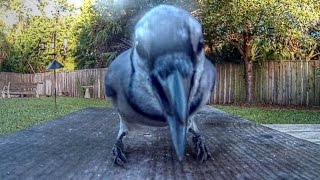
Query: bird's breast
121,71,167,127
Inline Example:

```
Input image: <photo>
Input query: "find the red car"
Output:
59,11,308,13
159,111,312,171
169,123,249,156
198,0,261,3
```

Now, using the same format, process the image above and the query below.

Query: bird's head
132,5,205,161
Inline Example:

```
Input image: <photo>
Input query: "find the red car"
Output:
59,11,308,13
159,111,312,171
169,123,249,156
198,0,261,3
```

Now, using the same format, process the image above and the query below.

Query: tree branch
236,44,244,56
311,52,320,59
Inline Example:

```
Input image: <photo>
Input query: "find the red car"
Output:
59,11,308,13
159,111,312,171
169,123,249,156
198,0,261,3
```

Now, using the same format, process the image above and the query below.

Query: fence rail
1,61,320,106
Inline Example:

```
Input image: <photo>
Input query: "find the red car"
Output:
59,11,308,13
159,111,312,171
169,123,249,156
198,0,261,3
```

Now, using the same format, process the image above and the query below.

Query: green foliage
0,31,10,69
210,44,242,63
2,15,76,72
199,0,320,61
0,0,78,72
72,0,100,69
73,0,198,69
1,0,320,72
5,16,49,72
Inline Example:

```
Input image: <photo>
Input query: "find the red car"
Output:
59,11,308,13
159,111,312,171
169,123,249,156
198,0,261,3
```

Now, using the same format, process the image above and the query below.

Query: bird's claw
192,135,211,163
112,140,127,166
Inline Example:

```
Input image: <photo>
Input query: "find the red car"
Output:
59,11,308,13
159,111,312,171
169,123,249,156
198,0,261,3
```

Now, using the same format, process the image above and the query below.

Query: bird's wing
105,49,132,99
105,48,165,123
203,58,216,93
189,58,216,115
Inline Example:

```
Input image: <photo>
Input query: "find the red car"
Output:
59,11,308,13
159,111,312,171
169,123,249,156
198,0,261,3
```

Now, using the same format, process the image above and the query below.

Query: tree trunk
243,22,255,104
243,56,255,104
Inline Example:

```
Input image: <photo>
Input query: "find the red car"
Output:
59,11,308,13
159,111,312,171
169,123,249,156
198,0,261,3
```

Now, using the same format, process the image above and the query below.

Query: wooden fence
210,61,320,106
1,61,320,106
33,69,107,98
0,69,106,98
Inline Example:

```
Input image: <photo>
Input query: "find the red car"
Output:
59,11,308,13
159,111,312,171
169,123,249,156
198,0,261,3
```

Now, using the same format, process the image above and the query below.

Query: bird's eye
136,43,147,58
197,39,204,53
135,38,151,60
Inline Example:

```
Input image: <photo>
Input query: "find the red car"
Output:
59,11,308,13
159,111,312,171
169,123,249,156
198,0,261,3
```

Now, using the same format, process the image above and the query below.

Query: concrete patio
0,107,319,179
264,124,320,145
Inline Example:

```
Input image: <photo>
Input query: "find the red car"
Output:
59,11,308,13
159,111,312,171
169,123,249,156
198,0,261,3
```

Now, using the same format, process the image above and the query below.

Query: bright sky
2,0,84,26
67,0,84,8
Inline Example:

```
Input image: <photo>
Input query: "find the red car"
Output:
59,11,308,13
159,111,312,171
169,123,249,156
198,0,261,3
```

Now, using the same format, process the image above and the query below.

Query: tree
1,0,77,72
199,0,320,104
72,0,198,69
72,0,99,69
0,30,10,69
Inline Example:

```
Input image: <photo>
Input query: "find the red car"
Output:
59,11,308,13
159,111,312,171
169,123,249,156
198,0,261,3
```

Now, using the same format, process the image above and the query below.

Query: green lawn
1,97,319,136
0,97,111,136
215,105,320,124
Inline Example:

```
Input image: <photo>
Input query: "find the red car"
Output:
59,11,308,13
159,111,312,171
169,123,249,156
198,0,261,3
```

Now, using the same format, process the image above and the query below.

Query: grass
215,105,320,124
0,97,111,136
1,97,319,136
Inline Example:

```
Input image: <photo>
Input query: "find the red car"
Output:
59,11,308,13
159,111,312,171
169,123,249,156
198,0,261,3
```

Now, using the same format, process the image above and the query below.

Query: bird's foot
112,139,127,166
192,135,211,163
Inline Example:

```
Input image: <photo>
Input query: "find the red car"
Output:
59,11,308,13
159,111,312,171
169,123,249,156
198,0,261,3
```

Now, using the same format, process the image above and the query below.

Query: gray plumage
105,5,216,166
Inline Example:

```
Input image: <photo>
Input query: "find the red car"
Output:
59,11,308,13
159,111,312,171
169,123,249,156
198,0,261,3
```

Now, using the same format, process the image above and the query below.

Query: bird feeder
47,59,64,110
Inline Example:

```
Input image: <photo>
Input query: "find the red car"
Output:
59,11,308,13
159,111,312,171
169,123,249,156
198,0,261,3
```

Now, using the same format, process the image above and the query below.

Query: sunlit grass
0,97,111,136
215,105,320,124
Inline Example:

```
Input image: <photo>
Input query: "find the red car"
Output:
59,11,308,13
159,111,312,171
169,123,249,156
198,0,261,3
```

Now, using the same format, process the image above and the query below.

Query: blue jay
105,5,216,166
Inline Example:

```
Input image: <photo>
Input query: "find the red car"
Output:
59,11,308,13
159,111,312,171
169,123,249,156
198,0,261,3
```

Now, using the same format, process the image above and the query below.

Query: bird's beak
163,70,188,161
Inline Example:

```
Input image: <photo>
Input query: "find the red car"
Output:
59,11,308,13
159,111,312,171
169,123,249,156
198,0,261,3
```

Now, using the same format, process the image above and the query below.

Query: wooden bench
7,82,39,98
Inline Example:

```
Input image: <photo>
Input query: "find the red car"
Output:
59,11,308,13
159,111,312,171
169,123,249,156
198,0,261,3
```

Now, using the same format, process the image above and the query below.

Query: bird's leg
113,115,128,166
188,119,211,163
